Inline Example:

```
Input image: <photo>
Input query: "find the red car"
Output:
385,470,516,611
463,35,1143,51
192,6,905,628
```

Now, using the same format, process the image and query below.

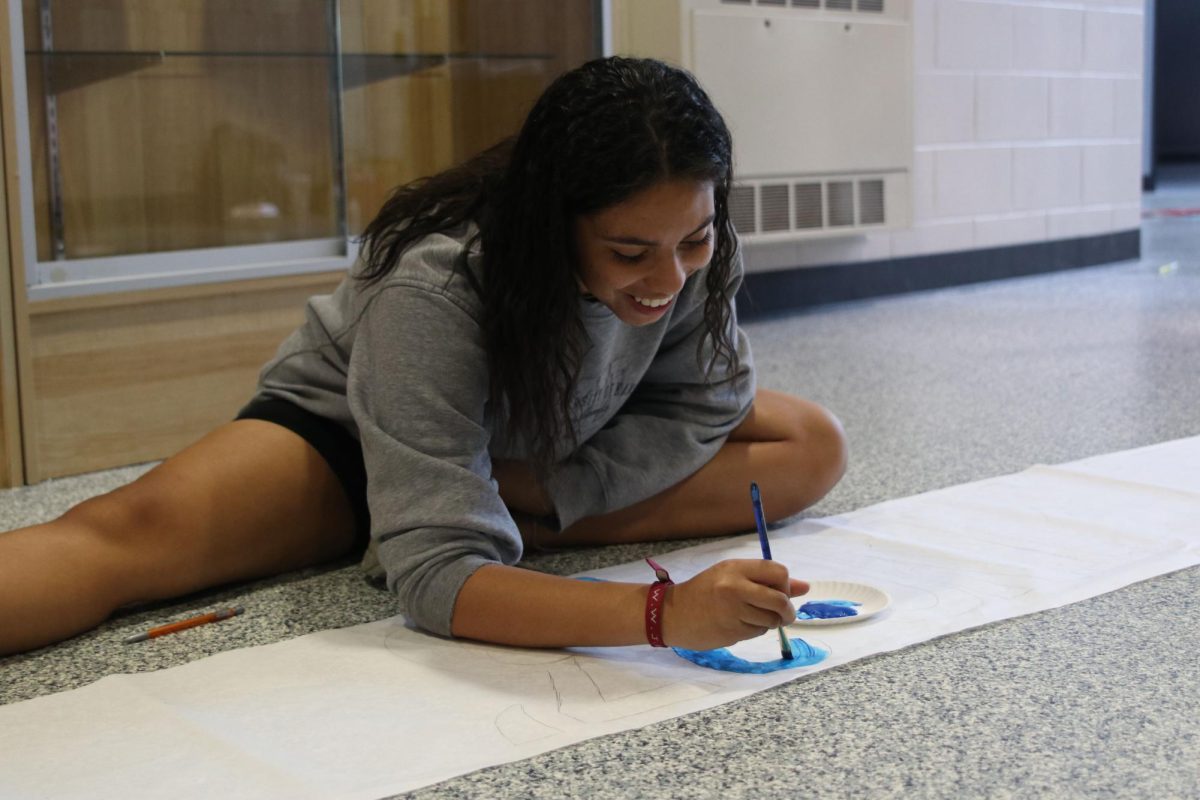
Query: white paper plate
789,580,890,627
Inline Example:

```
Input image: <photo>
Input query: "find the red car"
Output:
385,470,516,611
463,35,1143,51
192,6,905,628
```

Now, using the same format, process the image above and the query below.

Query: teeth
634,294,674,308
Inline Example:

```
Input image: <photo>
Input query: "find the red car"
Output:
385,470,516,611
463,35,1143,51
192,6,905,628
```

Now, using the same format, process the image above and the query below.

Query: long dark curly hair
357,56,739,473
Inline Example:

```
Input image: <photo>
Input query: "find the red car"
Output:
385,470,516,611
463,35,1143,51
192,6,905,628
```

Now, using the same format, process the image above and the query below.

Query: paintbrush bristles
777,627,793,660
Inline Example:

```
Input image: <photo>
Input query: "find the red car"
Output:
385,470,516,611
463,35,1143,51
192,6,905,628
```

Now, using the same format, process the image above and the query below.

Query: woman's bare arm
450,560,807,651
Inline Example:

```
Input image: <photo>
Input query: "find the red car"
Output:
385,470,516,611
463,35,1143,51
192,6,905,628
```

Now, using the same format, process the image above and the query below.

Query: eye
612,250,647,263
682,231,714,249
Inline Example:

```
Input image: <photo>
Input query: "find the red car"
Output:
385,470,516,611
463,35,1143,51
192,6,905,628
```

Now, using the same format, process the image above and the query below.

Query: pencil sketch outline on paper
494,704,563,746
380,618,738,739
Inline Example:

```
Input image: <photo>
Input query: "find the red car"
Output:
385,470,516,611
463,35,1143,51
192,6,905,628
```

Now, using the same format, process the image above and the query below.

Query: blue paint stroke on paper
672,638,827,674
796,599,861,620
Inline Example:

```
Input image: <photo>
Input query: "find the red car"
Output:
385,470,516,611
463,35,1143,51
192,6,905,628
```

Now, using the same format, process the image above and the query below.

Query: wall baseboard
737,229,1141,319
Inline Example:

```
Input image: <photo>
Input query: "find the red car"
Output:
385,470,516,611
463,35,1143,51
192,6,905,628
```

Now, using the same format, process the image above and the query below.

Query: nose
643,252,689,296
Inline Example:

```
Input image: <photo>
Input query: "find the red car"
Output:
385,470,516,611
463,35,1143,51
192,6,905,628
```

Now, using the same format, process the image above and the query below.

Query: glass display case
11,0,600,298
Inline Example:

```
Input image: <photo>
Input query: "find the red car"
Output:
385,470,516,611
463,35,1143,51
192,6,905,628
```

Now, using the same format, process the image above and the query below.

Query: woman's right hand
662,559,808,651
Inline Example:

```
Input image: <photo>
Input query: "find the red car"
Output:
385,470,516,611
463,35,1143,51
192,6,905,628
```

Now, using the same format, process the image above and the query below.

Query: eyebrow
601,214,716,247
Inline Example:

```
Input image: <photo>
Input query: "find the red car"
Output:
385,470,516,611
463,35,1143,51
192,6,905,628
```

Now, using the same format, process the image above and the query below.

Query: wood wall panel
609,0,682,64
447,60,549,163
22,57,50,264
342,68,456,235
448,0,595,161
341,0,454,54
28,57,338,260
26,275,340,480
22,0,337,260
0,115,20,488
2,0,28,487
25,0,329,53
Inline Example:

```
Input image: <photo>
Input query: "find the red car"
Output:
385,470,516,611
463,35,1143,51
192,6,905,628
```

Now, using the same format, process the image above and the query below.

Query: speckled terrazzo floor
3,166,1199,798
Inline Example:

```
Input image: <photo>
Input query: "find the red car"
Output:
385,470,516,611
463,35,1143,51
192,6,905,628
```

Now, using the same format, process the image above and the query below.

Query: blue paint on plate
796,599,862,620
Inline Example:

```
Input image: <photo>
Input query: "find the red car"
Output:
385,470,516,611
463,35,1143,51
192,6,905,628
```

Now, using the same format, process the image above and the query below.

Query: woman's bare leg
509,389,847,548
0,420,359,656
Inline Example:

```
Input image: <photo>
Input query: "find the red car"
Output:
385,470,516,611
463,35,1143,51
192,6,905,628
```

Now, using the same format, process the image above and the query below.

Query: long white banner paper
1,437,1198,799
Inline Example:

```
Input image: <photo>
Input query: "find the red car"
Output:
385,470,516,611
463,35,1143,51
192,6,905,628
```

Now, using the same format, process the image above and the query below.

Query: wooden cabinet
25,275,341,479
340,0,598,231
2,5,26,487
1,153,21,487
21,0,339,261
20,0,596,263
2,0,598,483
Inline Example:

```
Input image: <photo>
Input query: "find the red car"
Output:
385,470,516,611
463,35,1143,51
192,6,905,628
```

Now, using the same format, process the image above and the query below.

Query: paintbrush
750,482,794,660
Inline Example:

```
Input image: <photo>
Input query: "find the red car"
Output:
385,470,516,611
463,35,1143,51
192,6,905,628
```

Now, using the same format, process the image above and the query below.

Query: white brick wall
917,0,1143,253
746,0,1144,274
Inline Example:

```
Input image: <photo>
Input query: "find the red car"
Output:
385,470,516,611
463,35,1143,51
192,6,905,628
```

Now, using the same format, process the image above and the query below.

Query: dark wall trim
737,229,1141,319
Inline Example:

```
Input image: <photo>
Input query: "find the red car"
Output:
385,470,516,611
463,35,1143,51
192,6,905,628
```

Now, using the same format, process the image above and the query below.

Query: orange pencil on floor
123,606,245,644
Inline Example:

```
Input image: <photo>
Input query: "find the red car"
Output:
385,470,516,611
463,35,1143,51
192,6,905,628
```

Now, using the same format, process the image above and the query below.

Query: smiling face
573,179,717,326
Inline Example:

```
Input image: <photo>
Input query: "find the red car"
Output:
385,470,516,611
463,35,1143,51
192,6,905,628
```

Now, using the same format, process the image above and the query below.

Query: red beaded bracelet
644,557,673,647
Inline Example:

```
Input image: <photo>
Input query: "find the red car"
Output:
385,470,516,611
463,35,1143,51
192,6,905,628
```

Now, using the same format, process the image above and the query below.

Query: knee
777,397,848,513
51,487,180,607
800,401,848,483
60,486,173,555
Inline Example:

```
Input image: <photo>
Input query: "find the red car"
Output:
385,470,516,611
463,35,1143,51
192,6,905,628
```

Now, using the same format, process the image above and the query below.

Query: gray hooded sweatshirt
252,226,756,635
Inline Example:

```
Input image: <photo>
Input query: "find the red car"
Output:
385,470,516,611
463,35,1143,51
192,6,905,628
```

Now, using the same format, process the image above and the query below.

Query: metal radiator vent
729,185,757,233
826,181,855,227
728,176,890,237
795,183,823,229
760,184,791,232
859,179,885,225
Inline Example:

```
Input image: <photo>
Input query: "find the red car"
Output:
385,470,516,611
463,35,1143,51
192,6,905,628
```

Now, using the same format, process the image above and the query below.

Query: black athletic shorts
235,396,371,549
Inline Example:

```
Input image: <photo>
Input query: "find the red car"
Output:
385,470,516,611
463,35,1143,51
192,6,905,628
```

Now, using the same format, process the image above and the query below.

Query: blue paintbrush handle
751,482,794,659
750,482,772,560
